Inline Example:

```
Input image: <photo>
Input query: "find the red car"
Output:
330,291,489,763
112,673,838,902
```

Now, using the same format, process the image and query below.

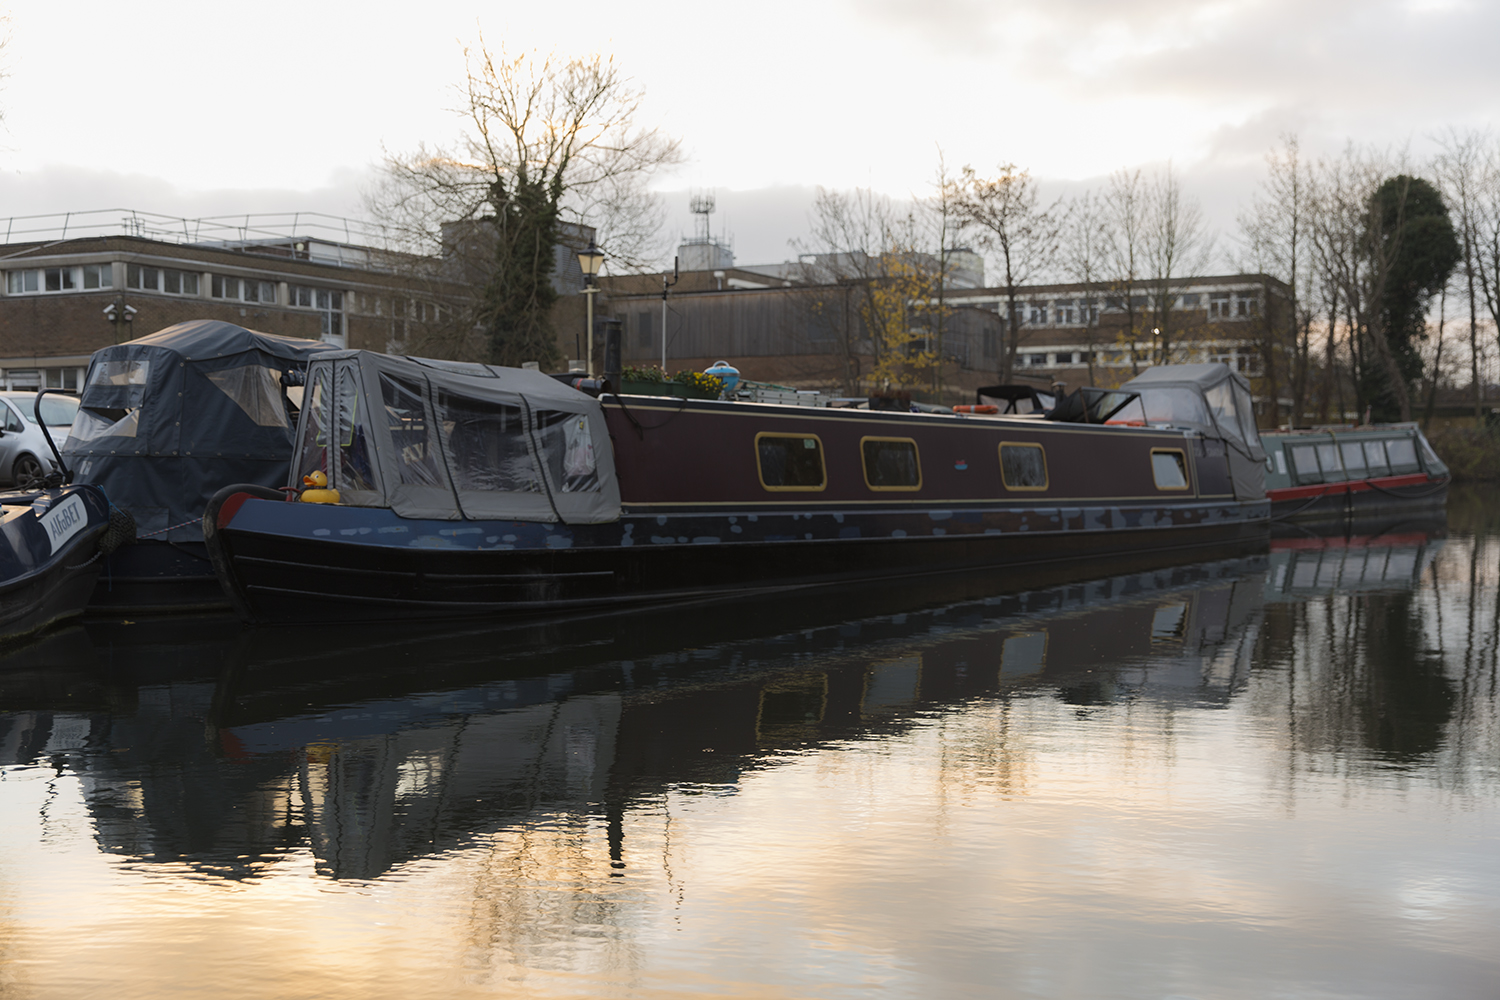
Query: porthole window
1151,449,1190,490
861,437,921,490
756,433,826,491
999,442,1048,491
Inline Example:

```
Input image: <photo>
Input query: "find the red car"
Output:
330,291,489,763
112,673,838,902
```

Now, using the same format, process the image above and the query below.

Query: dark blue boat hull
0,485,112,642
206,488,1269,625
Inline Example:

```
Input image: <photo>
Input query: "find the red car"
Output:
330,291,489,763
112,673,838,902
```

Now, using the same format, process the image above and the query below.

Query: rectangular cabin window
1339,441,1367,478
533,410,600,493
756,433,826,491
1315,442,1342,480
378,373,442,487
1151,449,1190,490
1289,445,1322,484
999,442,1048,491
1363,440,1390,476
1385,437,1419,472
861,437,921,491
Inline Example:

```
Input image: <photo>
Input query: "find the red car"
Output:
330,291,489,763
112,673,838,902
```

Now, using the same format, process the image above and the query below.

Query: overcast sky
3,0,1497,267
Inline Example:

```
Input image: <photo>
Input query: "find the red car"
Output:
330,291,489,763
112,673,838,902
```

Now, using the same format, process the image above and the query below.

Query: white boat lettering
40,495,88,555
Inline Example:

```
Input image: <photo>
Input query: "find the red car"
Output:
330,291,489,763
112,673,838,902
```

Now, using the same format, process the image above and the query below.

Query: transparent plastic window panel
1363,440,1391,476
533,410,600,493
435,389,541,494
379,374,442,487
1203,382,1248,449
1138,387,1212,429
295,366,331,482
205,366,289,428
335,365,376,492
70,359,151,444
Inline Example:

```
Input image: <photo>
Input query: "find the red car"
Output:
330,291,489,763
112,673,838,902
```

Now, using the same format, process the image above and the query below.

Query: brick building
0,213,471,391
594,268,1290,404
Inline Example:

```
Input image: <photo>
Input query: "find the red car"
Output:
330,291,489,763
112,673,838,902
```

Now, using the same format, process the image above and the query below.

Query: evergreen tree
1362,176,1459,420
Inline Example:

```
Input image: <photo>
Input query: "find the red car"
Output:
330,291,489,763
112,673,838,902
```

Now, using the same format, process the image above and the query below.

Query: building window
291,285,345,340
7,266,114,295
128,264,199,296
1054,301,1075,325
1237,295,1257,317
1028,304,1047,324
212,275,278,304
45,367,80,391
1209,294,1231,319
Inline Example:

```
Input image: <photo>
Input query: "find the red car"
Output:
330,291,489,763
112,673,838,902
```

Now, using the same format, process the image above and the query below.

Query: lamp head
577,241,604,279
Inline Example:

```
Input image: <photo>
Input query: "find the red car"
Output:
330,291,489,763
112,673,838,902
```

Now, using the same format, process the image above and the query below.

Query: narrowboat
1258,424,1449,521
202,352,1270,626
62,320,338,613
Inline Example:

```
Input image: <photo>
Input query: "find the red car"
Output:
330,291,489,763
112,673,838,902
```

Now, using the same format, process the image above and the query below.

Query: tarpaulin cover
1121,363,1267,501
293,351,621,524
63,320,336,540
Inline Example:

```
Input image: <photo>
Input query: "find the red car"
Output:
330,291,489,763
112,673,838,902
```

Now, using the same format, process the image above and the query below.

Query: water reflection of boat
1,508,1457,881
203,354,1269,625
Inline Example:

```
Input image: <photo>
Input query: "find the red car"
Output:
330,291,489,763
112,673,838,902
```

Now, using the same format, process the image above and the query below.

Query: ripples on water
2,489,1499,999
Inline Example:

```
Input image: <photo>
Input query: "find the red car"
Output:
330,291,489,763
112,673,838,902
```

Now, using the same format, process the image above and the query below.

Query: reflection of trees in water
1248,532,1500,776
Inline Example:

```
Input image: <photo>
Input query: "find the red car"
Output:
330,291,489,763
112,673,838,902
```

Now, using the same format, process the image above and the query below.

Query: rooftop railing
0,209,389,267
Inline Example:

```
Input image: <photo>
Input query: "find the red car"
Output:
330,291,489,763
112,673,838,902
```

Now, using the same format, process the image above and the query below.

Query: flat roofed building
0,211,475,391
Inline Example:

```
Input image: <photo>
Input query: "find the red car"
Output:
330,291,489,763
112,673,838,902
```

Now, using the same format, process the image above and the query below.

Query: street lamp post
577,241,605,375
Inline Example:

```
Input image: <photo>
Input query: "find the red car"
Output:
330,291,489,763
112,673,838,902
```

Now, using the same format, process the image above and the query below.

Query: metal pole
661,256,679,372
585,283,596,376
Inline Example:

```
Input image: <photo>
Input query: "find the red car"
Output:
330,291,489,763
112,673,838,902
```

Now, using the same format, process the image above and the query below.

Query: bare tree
1143,163,1214,366
1104,168,1149,374
366,37,682,364
1238,136,1312,424
1433,128,1489,418
955,164,1062,381
794,188,944,395
922,149,965,398
1059,190,1110,383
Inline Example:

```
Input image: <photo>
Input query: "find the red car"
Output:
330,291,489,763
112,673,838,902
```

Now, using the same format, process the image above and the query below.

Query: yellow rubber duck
299,470,341,504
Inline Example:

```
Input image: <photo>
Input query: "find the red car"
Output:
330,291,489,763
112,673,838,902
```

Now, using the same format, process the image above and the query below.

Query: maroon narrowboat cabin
203,352,1271,625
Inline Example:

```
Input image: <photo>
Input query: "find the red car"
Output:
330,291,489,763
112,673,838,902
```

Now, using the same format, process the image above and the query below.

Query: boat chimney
603,316,622,392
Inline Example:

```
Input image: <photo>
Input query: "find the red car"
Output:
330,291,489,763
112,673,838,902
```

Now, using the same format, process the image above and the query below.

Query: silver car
0,392,77,487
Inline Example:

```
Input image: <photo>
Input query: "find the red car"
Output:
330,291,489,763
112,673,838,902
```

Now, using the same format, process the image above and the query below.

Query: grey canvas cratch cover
1120,363,1267,501
293,351,620,524
63,320,337,541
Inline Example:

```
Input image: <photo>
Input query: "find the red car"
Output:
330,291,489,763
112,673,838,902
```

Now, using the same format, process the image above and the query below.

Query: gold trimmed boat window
1151,449,1190,490
756,432,827,491
860,437,921,490
999,442,1048,491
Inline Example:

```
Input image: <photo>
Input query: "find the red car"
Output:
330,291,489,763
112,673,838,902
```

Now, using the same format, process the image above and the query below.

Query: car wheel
12,454,44,488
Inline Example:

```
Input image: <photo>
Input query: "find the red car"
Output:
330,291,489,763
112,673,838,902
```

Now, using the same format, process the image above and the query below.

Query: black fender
203,484,289,624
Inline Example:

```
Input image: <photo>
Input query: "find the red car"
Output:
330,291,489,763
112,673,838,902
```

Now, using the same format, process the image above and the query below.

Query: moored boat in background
63,320,337,613
1259,424,1449,521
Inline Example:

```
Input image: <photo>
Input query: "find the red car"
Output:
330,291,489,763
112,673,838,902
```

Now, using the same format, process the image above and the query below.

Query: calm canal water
2,489,1499,999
